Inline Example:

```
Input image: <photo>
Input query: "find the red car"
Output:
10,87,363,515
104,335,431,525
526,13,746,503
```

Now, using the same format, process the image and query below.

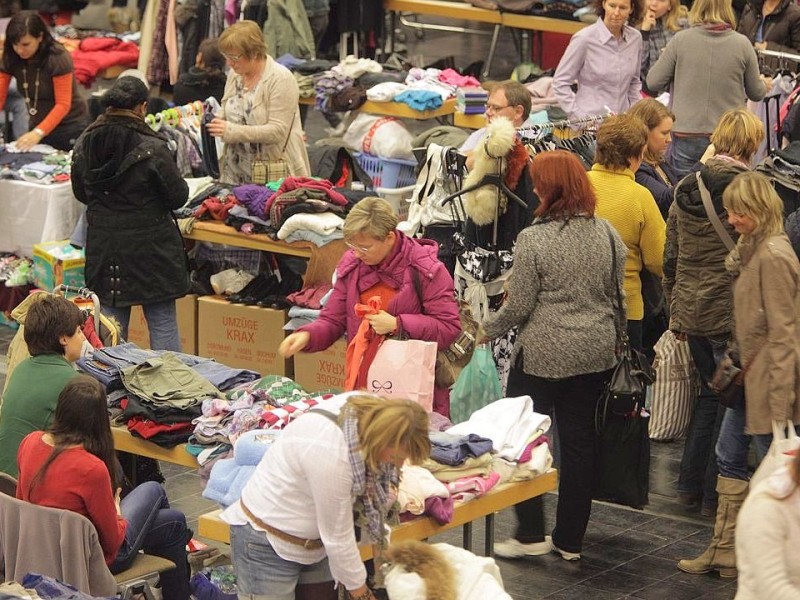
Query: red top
16,432,127,564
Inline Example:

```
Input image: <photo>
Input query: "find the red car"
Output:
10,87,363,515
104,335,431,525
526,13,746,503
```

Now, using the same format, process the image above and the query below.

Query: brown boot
677,476,748,578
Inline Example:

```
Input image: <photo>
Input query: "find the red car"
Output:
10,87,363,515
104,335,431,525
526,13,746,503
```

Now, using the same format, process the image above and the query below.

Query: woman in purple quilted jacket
279,197,461,416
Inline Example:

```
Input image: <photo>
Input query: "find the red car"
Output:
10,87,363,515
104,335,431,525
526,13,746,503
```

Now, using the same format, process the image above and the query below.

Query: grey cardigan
646,27,766,134
482,217,626,379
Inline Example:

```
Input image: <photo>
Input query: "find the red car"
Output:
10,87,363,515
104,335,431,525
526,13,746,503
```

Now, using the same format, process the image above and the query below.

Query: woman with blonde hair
206,20,310,183
279,197,461,416
647,0,768,178
668,108,763,530
222,394,430,600
628,99,678,217
679,171,800,580
637,0,687,91
669,114,774,579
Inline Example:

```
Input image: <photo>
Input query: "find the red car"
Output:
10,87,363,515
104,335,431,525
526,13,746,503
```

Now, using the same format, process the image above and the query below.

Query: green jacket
0,354,78,477
263,0,315,60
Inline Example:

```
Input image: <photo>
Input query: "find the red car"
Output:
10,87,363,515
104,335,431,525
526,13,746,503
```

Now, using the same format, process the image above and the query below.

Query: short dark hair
24,295,84,356
198,38,225,73
594,0,642,29
594,114,648,170
102,76,149,110
3,11,62,72
495,80,532,122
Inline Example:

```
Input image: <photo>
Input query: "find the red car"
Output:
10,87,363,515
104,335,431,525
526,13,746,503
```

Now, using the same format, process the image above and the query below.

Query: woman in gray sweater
646,0,768,179
481,150,626,561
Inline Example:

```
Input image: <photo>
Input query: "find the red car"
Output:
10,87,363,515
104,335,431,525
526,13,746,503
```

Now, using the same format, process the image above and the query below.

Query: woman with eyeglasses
205,20,310,184
279,197,461,416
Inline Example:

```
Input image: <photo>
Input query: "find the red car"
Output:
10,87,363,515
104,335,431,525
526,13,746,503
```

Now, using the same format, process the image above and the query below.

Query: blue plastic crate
354,152,417,189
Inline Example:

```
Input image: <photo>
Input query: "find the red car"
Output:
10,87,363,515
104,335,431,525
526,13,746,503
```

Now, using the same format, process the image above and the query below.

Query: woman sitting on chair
16,375,192,600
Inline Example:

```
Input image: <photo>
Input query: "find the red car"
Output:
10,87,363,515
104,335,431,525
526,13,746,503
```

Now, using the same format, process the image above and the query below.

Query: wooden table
454,111,486,130
183,221,315,259
198,470,558,558
112,427,198,470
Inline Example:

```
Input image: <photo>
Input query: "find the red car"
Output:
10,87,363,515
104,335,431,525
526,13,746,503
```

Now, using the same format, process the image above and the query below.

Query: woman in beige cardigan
207,20,310,184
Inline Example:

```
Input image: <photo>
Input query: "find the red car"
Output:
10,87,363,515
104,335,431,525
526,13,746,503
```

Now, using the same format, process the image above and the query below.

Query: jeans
715,407,788,480
506,360,613,553
103,300,182,352
667,134,710,180
230,522,335,600
111,482,191,600
678,334,728,504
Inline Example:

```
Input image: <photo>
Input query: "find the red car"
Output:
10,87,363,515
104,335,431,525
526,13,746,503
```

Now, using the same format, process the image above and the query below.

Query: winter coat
738,0,800,67
262,0,315,60
299,231,461,353
635,160,679,219
663,158,745,336
732,234,800,435
172,66,227,105
71,111,190,308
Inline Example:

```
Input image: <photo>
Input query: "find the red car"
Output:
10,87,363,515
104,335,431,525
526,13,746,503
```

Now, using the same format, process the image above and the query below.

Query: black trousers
42,118,88,151
506,357,612,553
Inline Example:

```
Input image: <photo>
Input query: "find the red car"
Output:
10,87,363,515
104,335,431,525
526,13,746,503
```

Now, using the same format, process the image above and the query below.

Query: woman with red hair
479,150,627,561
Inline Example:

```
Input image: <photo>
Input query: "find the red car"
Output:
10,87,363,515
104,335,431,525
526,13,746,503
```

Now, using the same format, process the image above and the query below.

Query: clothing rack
145,101,205,130
516,113,607,141
757,48,800,63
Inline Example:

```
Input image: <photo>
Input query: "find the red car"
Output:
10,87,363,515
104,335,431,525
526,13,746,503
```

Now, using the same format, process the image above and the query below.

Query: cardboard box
127,295,198,354
197,295,292,376
32,240,85,291
293,337,347,393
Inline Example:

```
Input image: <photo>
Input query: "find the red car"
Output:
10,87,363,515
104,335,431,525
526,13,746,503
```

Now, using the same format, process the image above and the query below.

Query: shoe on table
494,536,553,558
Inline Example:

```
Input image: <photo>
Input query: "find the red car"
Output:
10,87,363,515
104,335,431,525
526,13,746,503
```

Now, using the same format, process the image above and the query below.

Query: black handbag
594,411,651,509
597,227,655,427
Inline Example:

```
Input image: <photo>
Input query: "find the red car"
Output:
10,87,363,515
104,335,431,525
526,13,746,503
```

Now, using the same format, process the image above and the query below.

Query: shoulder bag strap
696,172,736,251
604,222,627,346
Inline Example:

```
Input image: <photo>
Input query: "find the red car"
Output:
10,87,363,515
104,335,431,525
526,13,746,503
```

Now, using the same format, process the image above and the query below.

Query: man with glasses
459,79,532,168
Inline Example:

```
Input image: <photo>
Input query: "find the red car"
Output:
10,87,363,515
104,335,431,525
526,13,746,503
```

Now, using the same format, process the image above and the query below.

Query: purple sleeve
298,270,350,352
398,265,461,348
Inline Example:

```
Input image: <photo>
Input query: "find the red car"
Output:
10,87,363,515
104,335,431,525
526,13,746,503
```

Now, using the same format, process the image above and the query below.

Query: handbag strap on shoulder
696,171,735,251
604,223,627,346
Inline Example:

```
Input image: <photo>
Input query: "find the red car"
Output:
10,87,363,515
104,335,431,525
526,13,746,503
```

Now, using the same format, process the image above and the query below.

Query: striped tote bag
648,331,697,441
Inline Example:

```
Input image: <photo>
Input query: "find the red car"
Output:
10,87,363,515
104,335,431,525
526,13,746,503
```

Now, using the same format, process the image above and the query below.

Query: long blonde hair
722,172,785,241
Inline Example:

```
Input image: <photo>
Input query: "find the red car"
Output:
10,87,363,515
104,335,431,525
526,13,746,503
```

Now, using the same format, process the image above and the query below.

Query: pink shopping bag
366,339,437,411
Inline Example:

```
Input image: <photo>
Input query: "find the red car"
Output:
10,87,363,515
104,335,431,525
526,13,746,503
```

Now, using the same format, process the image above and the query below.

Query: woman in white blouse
221,394,430,600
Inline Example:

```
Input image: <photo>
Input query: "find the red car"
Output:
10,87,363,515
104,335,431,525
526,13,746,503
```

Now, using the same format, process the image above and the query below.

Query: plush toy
462,117,517,226
384,540,457,600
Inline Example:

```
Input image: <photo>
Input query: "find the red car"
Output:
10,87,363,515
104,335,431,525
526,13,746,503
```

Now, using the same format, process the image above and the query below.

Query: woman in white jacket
736,449,800,598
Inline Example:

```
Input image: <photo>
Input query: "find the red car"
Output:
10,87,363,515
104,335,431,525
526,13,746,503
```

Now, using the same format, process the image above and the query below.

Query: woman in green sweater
0,295,84,477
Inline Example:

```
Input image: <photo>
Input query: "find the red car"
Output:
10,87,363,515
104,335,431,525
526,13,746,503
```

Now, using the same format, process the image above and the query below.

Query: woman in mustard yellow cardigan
587,113,667,353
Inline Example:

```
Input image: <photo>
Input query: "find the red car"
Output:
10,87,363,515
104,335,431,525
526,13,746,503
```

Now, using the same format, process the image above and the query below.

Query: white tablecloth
0,179,82,258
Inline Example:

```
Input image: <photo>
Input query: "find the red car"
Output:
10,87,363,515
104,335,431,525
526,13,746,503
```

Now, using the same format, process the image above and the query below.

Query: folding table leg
485,512,495,556
462,521,473,552
483,24,502,79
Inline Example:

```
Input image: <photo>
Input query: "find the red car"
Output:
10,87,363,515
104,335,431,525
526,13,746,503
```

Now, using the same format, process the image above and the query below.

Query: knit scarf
341,404,400,550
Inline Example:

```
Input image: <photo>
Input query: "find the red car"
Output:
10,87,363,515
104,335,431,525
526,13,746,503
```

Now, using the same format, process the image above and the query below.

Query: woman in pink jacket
279,197,461,416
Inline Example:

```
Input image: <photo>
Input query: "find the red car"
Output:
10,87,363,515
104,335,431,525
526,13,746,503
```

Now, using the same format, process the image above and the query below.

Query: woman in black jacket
172,38,227,106
71,76,190,351
737,0,800,68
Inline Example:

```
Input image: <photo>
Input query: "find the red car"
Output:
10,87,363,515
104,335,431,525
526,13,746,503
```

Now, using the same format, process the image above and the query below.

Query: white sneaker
494,536,553,558
552,541,581,561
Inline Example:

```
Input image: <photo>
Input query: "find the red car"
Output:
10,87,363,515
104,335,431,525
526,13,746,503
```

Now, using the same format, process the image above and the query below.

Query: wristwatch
33,127,45,137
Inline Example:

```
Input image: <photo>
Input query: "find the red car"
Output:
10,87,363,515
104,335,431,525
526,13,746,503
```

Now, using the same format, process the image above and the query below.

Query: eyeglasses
345,241,373,254
223,53,244,63
486,103,511,113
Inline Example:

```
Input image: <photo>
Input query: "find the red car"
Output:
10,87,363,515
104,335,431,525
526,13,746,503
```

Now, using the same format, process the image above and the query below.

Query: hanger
440,168,527,209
